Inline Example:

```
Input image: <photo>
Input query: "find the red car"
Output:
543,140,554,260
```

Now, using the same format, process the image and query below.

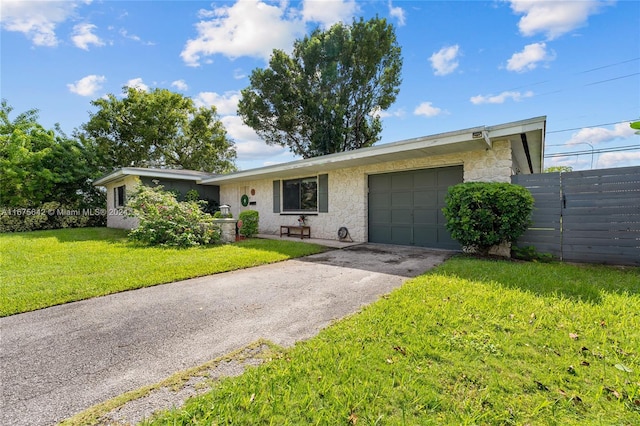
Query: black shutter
318,174,328,213
273,180,280,213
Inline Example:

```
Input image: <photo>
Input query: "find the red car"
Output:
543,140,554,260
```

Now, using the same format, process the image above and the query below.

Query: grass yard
147,257,640,425
0,227,325,317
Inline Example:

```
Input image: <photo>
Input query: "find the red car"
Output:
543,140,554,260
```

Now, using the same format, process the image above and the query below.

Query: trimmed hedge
0,201,106,233
442,182,533,255
238,210,259,238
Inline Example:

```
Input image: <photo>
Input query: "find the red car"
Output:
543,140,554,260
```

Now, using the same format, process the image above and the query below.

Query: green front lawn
147,258,640,425
0,227,325,317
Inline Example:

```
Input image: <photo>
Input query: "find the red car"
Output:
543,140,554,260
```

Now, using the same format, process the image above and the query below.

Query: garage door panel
438,229,459,248
413,226,437,246
413,190,438,208
413,170,437,187
391,173,413,190
369,193,389,209
369,225,391,243
368,166,462,249
391,227,412,244
413,209,437,224
391,191,412,207
438,168,464,185
391,209,412,224
369,174,391,192
369,209,391,224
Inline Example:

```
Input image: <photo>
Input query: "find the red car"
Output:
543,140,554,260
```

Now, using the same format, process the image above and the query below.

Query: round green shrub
238,210,259,238
442,182,534,255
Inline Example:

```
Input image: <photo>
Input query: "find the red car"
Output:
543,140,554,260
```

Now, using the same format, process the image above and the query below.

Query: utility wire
545,144,640,158
546,119,640,136
584,72,640,86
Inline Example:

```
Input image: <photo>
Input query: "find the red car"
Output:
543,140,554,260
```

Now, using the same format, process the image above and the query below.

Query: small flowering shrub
127,185,220,247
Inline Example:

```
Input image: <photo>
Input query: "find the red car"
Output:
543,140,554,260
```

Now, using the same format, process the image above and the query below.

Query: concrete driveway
0,243,452,426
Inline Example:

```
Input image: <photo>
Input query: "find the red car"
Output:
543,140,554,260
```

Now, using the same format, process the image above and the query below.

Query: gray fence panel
511,173,562,257
561,167,640,265
513,166,640,266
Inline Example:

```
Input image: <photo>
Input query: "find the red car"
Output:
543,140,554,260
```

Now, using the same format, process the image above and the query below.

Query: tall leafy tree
81,87,237,173
238,17,402,158
0,100,102,208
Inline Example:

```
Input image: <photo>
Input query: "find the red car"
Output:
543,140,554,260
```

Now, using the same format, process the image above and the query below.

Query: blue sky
1,0,639,171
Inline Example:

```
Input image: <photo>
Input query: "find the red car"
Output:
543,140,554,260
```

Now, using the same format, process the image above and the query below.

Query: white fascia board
200,126,490,185
93,167,212,186
486,116,546,139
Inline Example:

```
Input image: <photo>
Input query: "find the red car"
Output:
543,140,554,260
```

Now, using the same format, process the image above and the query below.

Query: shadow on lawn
439,255,640,304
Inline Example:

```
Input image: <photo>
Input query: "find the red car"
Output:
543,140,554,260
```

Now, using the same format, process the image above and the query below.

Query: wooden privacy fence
512,166,640,266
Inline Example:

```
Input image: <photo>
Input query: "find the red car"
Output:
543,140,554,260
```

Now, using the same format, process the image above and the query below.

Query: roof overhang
94,167,216,187
200,116,546,185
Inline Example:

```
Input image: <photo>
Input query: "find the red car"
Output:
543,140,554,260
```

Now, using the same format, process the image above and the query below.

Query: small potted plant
297,214,307,226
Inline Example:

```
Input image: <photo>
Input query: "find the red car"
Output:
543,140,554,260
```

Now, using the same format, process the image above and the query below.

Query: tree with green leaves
238,17,402,158
1,100,105,231
0,100,102,208
544,166,573,173
81,87,237,173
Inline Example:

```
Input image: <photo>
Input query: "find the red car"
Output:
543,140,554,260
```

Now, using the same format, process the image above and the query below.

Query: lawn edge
59,339,284,426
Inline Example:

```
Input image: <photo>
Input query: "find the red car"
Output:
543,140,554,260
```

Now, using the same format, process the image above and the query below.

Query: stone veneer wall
213,218,237,243
220,140,514,243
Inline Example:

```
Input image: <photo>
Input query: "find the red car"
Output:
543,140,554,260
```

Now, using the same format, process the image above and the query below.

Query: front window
114,185,126,207
283,177,317,212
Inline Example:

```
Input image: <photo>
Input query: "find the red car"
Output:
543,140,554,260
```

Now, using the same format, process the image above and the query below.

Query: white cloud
119,28,154,45
181,0,306,66
508,0,609,40
372,107,405,119
596,151,640,169
67,74,106,96
388,1,406,26
429,45,460,76
233,68,247,80
221,115,287,160
181,0,360,66
171,80,188,91
0,0,83,47
506,42,555,72
470,90,533,104
71,23,104,50
566,122,636,146
301,0,358,28
194,91,240,115
414,102,444,117
125,78,149,92
195,92,288,164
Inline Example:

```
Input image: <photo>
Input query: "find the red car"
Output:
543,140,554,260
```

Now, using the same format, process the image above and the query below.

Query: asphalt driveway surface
0,244,452,425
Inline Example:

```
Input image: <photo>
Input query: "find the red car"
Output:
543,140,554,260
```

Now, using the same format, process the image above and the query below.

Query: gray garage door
368,166,463,249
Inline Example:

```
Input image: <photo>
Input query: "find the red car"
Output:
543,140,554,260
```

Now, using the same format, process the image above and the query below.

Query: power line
546,119,640,137
544,144,640,158
584,72,640,86
500,57,639,93
578,57,640,74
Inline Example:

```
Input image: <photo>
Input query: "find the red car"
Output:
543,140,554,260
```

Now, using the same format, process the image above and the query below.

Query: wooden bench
280,225,311,239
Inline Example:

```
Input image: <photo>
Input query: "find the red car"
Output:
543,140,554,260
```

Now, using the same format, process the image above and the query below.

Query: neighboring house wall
220,140,514,242
103,176,221,230
104,175,139,229
139,177,219,203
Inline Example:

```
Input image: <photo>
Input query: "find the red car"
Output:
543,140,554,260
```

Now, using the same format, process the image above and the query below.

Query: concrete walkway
0,244,452,426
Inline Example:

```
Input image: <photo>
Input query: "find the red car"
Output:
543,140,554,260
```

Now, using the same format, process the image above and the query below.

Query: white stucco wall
220,140,514,243
104,175,139,229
